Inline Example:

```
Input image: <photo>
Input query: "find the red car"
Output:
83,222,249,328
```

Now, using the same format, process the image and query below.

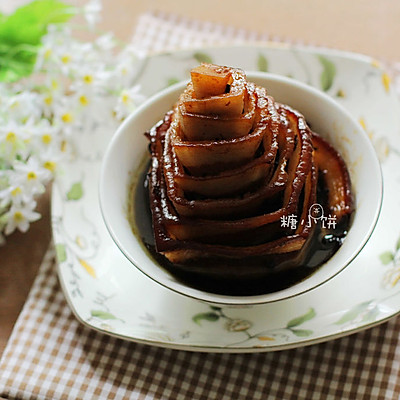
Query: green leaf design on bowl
192,312,220,326
318,55,336,91
91,310,118,320
193,51,213,64
55,243,67,263
67,182,83,200
286,307,316,328
380,251,395,265
290,328,313,337
257,54,268,72
167,77,180,87
334,301,372,325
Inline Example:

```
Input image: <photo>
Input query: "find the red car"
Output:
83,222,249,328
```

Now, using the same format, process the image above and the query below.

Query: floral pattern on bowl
52,44,400,352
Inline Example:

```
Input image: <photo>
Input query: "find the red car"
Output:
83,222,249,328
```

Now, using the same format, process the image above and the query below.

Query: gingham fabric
1,12,400,400
130,11,284,54
1,246,400,399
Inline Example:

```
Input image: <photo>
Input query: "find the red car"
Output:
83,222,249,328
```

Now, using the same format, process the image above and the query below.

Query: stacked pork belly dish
143,63,354,295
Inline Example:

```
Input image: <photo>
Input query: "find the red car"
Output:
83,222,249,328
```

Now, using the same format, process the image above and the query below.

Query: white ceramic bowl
99,73,383,305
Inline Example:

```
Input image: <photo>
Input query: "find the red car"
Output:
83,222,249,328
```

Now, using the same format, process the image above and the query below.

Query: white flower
40,24,72,51
83,0,102,29
34,44,53,72
225,319,252,332
70,65,111,97
6,91,42,123
0,0,147,241
51,40,94,76
51,97,81,137
10,158,51,196
0,184,29,208
113,44,145,87
4,201,41,235
114,85,146,120
38,78,66,118
34,25,68,72
29,118,60,150
94,33,115,53
37,147,65,177
0,120,29,164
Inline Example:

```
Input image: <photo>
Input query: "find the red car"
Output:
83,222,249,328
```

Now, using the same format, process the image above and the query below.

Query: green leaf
167,77,180,87
67,182,83,201
290,328,313,337
360,306,380,323
0,0,75,45
0,0,75,82
379,251,394,265
91,310,117,320
334,301,371,325
0,213,8,230
286,308,316,328
0,54,34,82
193,52,213,64
192,312,219,325
257,54,268,72
55,243,67,263
318,55,336,91
0,45,37,81
396,237,400,251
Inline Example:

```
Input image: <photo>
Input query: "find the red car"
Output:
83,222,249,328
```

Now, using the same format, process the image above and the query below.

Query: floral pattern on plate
52,44,400,352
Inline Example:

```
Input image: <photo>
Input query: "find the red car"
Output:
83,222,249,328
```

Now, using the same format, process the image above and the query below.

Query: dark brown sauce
133,160,351,296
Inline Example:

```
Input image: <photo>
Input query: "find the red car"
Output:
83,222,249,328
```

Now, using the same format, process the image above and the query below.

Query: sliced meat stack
145,63,353,283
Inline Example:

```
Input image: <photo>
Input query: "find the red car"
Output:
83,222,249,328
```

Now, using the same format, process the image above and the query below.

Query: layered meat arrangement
145,63,353,283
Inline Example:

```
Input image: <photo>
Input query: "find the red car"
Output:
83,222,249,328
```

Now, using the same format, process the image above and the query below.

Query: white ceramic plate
53,44,400,352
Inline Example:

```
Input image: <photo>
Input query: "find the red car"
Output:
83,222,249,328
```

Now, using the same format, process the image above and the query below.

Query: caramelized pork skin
145,63,353,276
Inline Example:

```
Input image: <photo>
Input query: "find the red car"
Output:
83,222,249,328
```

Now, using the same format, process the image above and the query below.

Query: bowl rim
99,72,383,306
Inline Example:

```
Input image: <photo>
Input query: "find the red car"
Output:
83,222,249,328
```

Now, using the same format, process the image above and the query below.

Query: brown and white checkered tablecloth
1,245,400,399
1,12,400,400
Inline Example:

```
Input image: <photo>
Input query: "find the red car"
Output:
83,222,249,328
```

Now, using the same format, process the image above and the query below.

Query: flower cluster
0,0,145,243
